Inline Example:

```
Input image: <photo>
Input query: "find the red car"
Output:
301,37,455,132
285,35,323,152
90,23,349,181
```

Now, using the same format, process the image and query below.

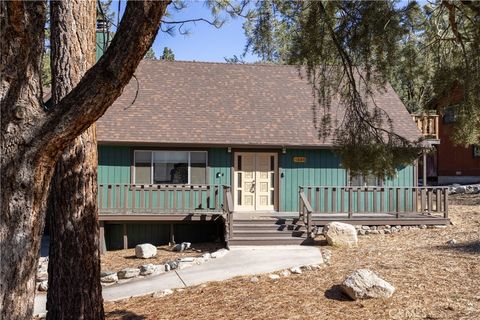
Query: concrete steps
229,218,312,246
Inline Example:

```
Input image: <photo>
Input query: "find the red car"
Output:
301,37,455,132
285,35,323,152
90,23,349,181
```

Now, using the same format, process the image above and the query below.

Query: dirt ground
101,243,224,272
105,194,480,320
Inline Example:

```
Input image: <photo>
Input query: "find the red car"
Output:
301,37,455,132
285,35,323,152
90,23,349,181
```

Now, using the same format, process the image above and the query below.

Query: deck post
170,223,175,244
348,188,353,218
396,188,401,218
443,190,449,219
123,223,128,250
99,222,106,254
422,149,427,187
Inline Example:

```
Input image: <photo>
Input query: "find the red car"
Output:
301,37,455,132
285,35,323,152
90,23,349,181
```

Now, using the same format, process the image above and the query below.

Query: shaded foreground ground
105,195,479,320
101,243,223,272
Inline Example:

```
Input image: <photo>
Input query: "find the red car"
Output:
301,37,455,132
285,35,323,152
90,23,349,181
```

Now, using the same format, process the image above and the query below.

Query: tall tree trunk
0,1,169,318
46,1,104,319
0,3,49,319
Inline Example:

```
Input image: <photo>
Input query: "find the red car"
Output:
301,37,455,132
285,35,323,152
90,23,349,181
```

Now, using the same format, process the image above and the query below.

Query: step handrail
299,187,314,239
222,186,234,246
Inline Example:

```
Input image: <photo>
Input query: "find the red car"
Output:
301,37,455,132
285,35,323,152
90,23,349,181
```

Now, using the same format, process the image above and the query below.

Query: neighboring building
95,60,450,251
415,87,480,185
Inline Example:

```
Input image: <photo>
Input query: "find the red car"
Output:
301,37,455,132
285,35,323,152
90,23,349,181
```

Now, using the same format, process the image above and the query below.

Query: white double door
233,152,277,211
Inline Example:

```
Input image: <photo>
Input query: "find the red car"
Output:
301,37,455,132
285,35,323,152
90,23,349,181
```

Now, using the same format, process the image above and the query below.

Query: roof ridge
141,59,301,68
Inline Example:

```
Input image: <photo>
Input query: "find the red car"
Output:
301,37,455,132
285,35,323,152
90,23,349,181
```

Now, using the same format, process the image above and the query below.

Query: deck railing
299,186,449,219
98,184,224,214
413,114,439,139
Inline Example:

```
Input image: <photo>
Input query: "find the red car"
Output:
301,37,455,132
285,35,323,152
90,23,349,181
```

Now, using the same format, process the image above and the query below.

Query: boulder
135,243,157,259
341,269,395,300
117,268,140,279
140,264,164,276
324,222,358,247
100,271,118,283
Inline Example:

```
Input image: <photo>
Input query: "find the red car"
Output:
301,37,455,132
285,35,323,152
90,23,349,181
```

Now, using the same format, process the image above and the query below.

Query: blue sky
112,0,256,62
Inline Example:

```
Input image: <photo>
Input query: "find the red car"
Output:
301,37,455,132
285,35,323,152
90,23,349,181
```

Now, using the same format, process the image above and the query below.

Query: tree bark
0,1,170,319
46,1,104,319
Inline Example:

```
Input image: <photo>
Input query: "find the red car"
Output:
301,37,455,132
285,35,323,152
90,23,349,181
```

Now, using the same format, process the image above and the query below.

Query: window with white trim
134,151,207,184
350,173,382,187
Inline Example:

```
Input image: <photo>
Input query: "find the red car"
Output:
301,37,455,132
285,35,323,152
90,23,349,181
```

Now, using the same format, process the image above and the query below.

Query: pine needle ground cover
105,195,479,320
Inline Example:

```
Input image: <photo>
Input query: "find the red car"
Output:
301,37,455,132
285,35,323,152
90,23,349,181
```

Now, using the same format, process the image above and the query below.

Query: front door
233,152,277,211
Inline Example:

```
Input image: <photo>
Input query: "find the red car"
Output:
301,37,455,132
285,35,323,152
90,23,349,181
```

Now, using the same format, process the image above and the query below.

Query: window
443,106,457,124
134,151,207,184
474,145,480,158
350,173,382,187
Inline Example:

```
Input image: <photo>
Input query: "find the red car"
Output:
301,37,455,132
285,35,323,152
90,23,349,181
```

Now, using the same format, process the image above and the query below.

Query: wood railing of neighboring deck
413,114,440,139
98,184,223,213
299,186,449,219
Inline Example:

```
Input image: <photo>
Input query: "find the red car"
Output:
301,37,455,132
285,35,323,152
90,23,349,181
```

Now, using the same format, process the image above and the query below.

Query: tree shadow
324,285,352,301
436,240,480,255
105,310,147,320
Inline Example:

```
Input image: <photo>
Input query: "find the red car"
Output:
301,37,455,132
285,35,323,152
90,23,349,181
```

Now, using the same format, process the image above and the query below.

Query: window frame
133,150,208,185
348,171,384,187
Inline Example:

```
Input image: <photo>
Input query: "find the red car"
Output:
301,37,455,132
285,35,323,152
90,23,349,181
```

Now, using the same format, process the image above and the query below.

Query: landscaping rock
165,260,178,270
211,248,229,258
321,249,332,265
268,274,280,280
446,239,457,245
341,269,395,300
250,276,259,283
36,271,48,282
38,280,48,292
323,222,358,247
135,243,157,259
117,268,140,279
202,252,211,260
172,242,191,252
180,257,195,262
290,267,302,274
152,289,173,298
140,264,163,276
100,271,118,283
280,270,291,277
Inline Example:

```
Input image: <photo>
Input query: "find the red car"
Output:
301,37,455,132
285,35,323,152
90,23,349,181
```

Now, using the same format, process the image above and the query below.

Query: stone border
36,248,230,292
100,248,230,286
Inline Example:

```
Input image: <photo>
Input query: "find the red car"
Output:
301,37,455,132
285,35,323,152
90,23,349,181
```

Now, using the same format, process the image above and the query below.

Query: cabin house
95,61,449,251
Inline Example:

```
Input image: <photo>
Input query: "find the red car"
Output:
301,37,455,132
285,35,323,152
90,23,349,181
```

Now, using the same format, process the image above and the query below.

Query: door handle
250,181,256,193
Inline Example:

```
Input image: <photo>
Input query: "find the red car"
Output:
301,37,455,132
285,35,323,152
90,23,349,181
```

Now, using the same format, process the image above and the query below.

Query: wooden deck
98,184,450,249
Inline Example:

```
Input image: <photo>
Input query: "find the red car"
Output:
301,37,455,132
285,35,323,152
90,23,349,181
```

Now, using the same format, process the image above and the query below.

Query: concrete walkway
34,245,323,315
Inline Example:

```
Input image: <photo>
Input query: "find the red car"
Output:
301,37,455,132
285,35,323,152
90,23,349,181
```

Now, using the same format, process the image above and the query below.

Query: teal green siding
279,149,347,212
208,148,231,187
98,146,131,184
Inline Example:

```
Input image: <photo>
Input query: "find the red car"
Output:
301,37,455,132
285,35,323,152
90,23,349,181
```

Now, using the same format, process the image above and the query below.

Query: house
95,60,449,251
413,86,480,185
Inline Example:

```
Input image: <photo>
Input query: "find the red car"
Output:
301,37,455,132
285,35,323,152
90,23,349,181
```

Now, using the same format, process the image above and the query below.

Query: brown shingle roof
97,60,421,146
